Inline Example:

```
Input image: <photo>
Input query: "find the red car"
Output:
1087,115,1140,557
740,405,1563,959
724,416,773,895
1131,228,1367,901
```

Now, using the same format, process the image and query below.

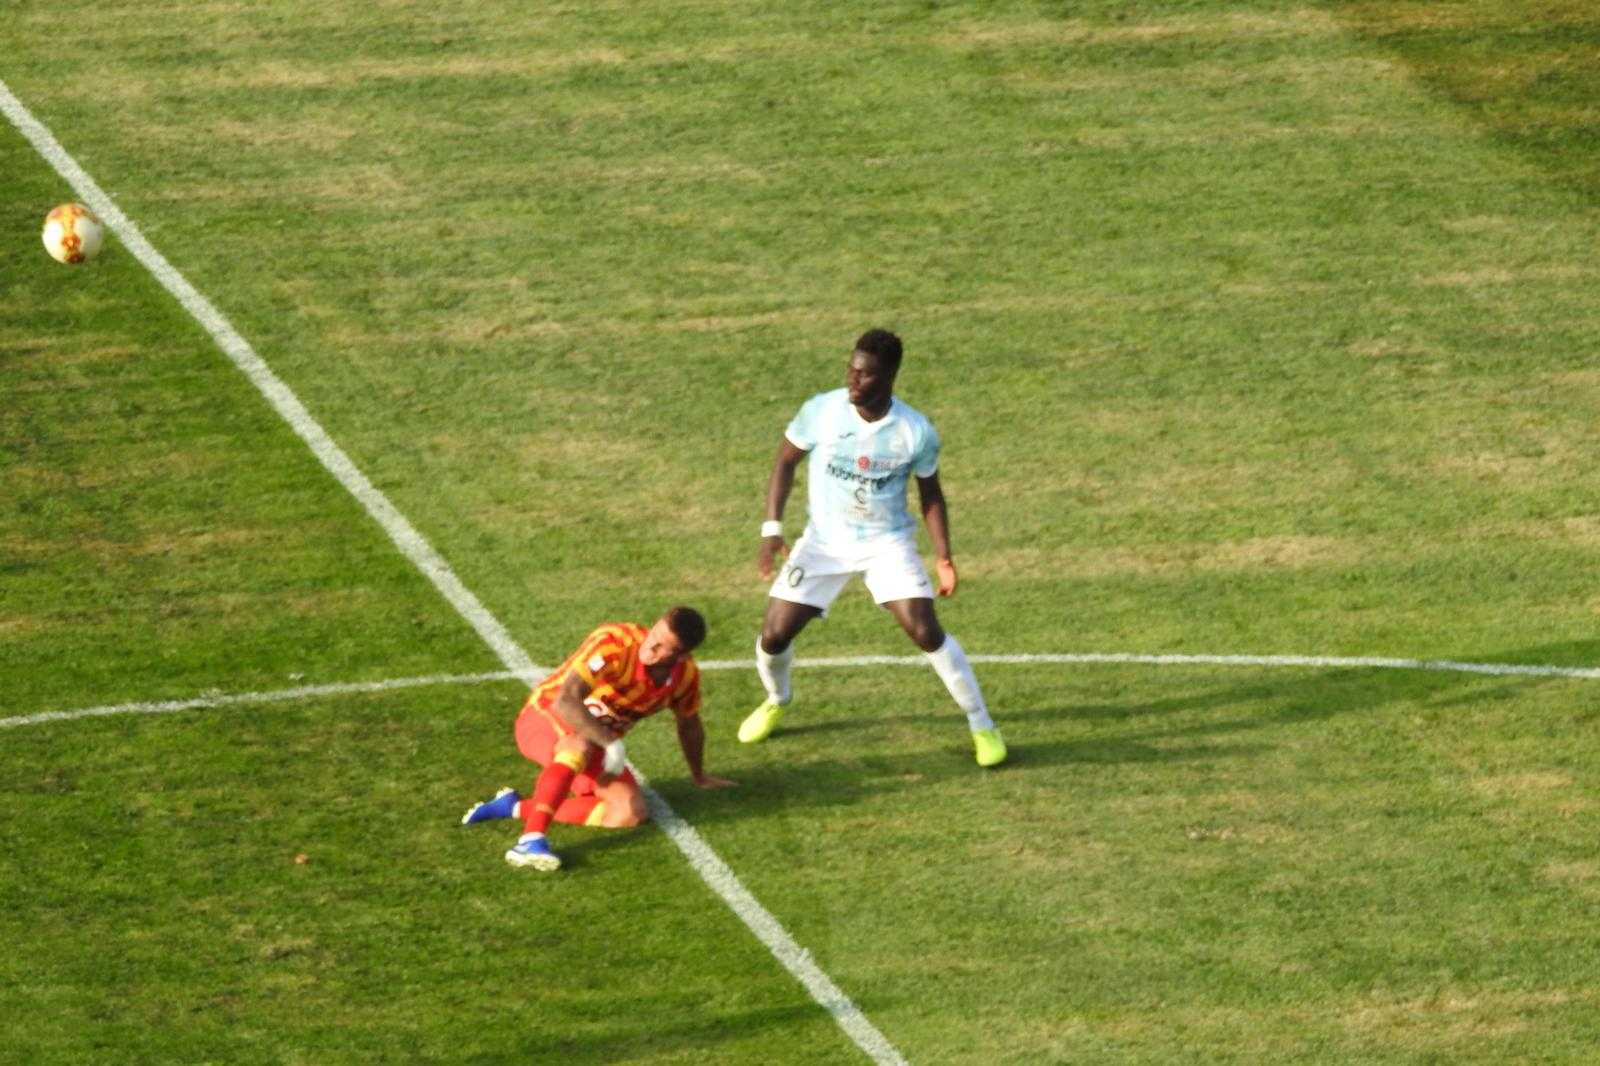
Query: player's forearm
765,463,796,521
765,440,808,522
676,717,708,779
554,694,616,747
922,498,953,560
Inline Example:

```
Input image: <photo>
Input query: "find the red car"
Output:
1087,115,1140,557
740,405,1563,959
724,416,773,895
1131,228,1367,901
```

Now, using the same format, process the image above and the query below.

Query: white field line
0,78,907,1066
720,651,1600,679
0,673,518,730
12,650,1600,731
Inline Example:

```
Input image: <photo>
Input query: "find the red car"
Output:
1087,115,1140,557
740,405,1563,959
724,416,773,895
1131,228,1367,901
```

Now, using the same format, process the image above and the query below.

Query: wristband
760,520,783,538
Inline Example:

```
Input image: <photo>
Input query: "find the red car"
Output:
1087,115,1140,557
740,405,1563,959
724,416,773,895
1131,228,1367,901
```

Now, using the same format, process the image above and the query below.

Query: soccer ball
41,203,104,264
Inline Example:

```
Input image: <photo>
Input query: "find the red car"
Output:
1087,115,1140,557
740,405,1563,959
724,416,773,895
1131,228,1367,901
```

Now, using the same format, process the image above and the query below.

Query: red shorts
515,703,637,792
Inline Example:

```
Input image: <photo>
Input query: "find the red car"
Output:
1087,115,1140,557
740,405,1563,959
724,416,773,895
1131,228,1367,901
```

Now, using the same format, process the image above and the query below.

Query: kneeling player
461,606,736,870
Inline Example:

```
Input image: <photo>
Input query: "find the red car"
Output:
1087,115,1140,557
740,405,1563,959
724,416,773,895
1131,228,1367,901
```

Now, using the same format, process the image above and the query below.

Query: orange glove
935,557,958,597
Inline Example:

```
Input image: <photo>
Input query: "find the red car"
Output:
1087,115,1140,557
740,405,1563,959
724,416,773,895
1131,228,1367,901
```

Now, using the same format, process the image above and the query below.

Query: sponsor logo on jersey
826,460,902,490
852,452,904,473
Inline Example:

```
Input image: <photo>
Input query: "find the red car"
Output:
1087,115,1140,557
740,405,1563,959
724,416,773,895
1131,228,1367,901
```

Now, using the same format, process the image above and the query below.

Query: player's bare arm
759,438,810,579
916,472,958,597
675,714,737,789
552,673,616,749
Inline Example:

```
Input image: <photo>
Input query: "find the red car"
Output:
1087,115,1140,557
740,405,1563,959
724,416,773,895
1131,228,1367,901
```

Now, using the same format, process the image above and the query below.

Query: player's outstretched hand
936,557,958,597
692,773,738,790
757,536,788,581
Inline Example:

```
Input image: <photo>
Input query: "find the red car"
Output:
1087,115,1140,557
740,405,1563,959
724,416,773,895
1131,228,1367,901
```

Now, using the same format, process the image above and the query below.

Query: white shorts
768,533,934,614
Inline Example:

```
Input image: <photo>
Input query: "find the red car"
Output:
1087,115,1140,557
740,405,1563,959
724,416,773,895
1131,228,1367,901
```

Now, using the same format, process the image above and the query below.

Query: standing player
461,606,736,870
738,329,1007,768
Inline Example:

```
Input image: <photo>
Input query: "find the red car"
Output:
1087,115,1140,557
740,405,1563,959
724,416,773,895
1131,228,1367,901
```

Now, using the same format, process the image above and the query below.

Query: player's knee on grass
600,782,649,827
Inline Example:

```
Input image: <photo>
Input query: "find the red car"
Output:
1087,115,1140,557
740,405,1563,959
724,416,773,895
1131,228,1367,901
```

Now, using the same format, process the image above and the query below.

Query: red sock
523,751,583,835
554,794,602,825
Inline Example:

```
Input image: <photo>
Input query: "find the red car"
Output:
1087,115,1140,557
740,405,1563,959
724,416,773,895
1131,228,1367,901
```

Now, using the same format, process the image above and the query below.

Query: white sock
926,634,994,732
755,635,794,705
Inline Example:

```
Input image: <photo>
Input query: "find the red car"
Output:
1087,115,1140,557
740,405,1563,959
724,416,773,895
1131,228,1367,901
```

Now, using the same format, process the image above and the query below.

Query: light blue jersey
784,388,941,547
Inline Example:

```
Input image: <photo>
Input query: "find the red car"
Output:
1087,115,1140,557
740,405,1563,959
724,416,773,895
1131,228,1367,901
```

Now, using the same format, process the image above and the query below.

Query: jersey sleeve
911,419,941,478
783,393,826,451
570,626,630,688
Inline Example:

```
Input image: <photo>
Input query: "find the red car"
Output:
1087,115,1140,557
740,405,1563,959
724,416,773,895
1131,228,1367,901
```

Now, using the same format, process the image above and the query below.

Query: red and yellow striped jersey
526,622,700,736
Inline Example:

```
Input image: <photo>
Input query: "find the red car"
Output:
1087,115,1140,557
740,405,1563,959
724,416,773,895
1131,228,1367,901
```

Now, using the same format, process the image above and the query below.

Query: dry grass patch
280,588,384,618
1470,770,1574,798
1551,369,1600,390
1474,780,1594,828
75,527,267,564
975,833,1115,877
1343,1,1599,35
1347,336,1445,361
7,445,233,493
286,164,419,207
1431,442,1582,484
163,52,625,94
931,8,1341,52
482,430,736,540
0,615,55,639
1003,54,1401,99
1439,214,1519,234
1340,987,1582,1047
1533,515,1600,547
1541,859,1600,892
4,343,145,376
1419,264,1592,288
144,165,426,212
1459,515,1600,552
148,33,816,98
209,117,358,154
974,535,1358,582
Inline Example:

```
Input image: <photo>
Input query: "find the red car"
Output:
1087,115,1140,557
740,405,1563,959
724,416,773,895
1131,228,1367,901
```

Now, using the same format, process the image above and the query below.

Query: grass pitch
5,1,1600,1061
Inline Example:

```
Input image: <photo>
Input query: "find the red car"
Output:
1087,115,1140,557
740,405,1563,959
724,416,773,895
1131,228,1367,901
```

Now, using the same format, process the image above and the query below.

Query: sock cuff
554,749,585,772
927,633,966,666
756,636,794,662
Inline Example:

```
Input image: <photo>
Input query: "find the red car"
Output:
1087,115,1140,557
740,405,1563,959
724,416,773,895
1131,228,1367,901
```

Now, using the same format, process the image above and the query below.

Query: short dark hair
663,606,707,651
854,329,903,374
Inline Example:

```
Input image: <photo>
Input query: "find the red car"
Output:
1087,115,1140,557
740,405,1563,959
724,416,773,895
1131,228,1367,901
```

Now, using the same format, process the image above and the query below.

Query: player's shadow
660,718,1270,828
478,1000,843,1064
997,637,1600,771
535,824,648,871
678,638,1600,808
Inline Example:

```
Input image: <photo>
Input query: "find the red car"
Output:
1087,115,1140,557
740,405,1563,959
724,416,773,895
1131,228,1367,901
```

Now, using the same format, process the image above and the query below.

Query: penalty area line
0,78,908,1066
0,673,519,731
13,649,1600,731
703,651,1600,680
